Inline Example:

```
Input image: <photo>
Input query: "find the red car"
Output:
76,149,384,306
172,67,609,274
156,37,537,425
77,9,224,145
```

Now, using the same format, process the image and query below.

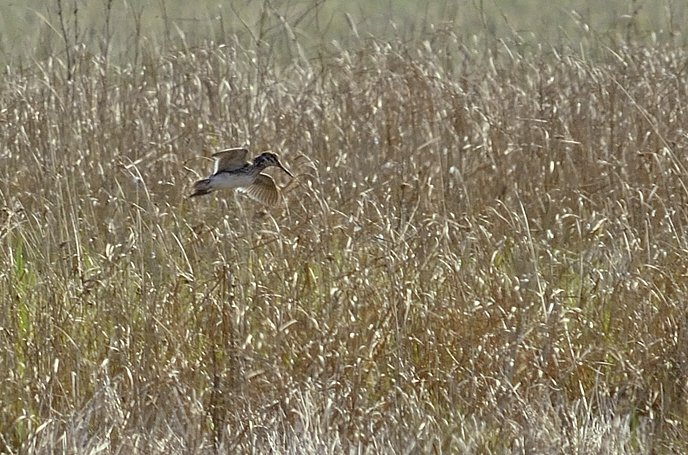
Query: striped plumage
189,147,292,205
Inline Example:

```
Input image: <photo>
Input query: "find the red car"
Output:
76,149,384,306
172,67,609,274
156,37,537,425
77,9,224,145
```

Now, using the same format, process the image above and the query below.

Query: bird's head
254,152,293,177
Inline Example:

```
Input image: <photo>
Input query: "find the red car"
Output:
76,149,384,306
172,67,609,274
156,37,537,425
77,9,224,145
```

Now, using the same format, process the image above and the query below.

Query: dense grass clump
1,16,688,454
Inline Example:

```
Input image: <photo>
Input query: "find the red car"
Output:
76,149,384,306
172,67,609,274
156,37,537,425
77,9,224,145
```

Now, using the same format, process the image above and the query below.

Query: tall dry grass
1,22,688,454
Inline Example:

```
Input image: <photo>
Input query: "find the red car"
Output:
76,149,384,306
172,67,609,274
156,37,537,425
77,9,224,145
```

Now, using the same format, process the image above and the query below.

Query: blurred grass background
1,0,686,66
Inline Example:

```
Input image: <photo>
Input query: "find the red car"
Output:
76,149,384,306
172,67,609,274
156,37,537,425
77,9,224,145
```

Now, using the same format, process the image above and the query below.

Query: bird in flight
189,147,293,205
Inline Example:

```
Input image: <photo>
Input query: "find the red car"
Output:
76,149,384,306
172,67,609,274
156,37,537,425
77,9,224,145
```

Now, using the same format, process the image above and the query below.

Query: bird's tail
189,178,213,198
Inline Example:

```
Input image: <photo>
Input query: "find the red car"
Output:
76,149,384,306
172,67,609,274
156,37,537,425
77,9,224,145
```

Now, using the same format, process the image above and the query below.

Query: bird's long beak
277,161,293,177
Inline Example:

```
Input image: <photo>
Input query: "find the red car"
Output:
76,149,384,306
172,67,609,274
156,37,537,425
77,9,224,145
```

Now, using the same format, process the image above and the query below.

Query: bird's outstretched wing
212,147,249,173
238,173,280,205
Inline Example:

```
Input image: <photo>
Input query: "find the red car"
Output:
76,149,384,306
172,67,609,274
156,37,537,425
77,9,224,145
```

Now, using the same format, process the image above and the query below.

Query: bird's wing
212,147,249,173
238,173,280,205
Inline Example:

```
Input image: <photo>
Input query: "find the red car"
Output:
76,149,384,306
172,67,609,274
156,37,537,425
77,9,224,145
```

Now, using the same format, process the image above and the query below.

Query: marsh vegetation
1,1,688,453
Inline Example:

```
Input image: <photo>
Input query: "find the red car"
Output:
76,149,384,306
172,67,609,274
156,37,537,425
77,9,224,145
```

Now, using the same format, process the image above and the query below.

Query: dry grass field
2,1,688,454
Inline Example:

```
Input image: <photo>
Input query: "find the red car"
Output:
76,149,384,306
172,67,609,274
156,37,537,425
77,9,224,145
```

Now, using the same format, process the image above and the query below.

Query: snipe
189,147,293,205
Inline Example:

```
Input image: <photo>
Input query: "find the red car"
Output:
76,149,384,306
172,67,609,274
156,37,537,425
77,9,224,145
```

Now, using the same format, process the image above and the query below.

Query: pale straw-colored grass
1,7,688,454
